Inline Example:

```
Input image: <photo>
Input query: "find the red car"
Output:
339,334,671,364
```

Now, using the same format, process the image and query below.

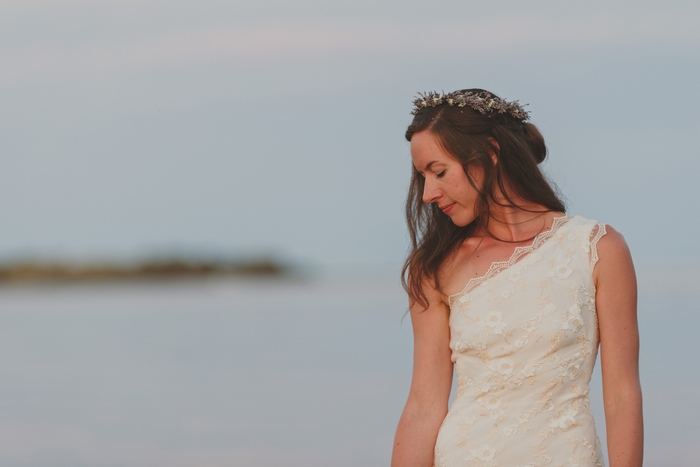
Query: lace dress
434,215,607,467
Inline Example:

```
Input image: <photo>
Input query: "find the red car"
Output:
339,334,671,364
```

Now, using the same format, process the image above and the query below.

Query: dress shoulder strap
589,222,607,272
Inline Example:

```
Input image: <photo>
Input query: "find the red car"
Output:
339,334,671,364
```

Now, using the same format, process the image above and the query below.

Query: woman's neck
478,189,562,242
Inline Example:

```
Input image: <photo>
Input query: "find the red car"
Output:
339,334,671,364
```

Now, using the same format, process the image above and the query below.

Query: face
410,130,484,227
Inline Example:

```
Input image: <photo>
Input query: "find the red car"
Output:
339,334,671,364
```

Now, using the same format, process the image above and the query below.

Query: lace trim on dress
448,214,572,305
589,223,607,272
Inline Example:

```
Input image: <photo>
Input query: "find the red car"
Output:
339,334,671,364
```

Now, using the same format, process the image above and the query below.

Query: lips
439,203,455,214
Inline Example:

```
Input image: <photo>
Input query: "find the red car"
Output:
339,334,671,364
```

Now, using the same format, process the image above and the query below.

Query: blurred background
0,0,698,465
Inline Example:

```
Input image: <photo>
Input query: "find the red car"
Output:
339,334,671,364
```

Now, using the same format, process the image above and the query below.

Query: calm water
0,267,696,466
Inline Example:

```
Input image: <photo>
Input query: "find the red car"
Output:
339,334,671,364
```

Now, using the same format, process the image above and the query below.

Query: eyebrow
418,161,437,173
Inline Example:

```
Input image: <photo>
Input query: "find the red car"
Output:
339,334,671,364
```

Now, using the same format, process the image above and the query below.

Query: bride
391,90,643,467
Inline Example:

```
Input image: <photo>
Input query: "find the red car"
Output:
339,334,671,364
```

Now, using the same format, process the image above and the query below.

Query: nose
422,177,440,204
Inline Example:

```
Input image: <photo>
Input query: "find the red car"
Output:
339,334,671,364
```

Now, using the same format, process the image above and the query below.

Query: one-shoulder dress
434,214,607,467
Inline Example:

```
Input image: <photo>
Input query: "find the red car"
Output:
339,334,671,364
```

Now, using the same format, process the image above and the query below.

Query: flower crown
410,90,530,121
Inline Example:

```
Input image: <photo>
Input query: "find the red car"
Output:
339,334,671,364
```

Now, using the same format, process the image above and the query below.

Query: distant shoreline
0,258,290,284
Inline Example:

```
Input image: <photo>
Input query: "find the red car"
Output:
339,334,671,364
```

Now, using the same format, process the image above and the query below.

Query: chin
450,217,470,228
448,212,477,228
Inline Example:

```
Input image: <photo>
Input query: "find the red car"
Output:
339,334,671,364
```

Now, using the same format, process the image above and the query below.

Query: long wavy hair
402,89,566,308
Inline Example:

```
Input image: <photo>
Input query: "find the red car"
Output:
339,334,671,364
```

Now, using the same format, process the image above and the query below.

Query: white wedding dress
434,215,607,467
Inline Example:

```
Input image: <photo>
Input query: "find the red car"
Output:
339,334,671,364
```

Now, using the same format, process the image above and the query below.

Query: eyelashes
417,170,446,179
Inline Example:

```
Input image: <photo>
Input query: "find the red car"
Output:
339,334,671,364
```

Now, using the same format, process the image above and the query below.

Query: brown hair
402,88,565,308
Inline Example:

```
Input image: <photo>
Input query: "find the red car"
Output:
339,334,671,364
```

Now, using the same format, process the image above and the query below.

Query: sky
1,0,699,272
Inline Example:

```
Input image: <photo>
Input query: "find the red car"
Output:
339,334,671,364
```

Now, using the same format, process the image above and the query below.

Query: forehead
410,131,455,170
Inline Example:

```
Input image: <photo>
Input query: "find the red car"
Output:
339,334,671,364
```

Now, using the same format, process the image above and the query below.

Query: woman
391,90,643,467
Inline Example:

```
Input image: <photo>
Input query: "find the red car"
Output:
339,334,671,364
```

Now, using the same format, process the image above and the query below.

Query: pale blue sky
1,0,699,270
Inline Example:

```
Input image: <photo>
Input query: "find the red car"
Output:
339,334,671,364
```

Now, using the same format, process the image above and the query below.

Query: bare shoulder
435,237,478,298
409,274,450,316
596,224,630,255
593,224,636,291
595,225,632,264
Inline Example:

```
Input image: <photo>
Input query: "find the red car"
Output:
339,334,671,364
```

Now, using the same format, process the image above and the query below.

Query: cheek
451,174,476,201
449,170,467,187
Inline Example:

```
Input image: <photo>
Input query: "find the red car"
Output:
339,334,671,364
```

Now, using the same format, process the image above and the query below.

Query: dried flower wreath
410,90,530,121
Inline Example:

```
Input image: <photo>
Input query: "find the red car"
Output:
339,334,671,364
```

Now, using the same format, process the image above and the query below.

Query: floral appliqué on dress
435,216,607,467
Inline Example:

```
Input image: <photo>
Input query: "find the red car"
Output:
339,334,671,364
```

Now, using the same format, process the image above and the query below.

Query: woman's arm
391,279,453,467
594,226,644,467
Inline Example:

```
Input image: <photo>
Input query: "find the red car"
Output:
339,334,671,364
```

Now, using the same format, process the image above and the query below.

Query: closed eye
436,170,446,178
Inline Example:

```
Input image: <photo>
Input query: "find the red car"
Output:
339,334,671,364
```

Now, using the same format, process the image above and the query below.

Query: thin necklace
489,210,550,226
465,211,553,268
464,234,486,266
